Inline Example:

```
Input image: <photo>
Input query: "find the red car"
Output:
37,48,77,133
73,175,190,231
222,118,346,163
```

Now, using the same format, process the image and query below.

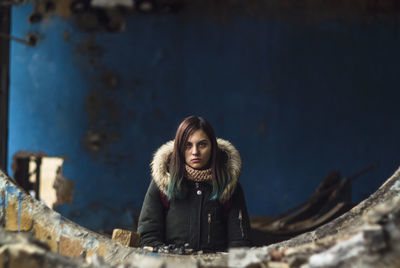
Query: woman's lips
191,159,201,163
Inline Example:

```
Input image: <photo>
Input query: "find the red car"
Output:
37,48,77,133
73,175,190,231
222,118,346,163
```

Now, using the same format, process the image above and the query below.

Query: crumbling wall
0,169,132,264
2,166,400,267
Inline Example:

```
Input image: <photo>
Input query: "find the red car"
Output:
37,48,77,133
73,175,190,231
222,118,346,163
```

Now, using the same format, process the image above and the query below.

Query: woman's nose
192,146,199,155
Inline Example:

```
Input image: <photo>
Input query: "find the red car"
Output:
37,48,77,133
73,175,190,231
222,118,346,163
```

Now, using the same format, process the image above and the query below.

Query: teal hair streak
167,178,175,200
210,169,229,201
167,172,184,200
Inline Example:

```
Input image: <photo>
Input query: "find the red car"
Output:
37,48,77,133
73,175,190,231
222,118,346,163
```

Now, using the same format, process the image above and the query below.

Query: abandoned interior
1,0,400,267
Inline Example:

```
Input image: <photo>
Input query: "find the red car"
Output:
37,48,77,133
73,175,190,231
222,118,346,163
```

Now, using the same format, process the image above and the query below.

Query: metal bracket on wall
0,32,39,47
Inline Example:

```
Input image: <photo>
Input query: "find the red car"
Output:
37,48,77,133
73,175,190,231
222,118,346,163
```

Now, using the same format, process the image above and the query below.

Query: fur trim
150,138,241,202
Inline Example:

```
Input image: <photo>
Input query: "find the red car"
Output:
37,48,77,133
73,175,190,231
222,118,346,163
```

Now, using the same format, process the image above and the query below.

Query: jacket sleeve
137,180,166,247
227,183,253,248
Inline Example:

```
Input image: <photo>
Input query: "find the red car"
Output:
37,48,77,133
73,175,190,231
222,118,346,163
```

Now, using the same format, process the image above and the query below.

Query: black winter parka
137,139,252,252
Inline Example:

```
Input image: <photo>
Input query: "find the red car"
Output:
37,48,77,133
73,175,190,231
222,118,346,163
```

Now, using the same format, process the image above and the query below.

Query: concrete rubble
1,166,400,267
0,227,95,268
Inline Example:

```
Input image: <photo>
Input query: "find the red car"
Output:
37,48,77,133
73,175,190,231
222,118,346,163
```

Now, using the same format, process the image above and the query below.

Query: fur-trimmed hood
150,138,241,202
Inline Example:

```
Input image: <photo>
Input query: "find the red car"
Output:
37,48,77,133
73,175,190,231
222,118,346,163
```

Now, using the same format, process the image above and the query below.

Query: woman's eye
185,143,192,149
199,143,206,148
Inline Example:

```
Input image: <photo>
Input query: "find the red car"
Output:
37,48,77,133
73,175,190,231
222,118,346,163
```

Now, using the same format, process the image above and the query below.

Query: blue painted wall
8,3,400,231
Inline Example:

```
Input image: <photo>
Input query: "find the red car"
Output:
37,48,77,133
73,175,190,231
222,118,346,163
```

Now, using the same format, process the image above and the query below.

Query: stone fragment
111,228,140,247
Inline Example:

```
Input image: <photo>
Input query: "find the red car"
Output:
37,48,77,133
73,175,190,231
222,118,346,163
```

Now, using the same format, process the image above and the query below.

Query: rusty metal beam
0,6,10,172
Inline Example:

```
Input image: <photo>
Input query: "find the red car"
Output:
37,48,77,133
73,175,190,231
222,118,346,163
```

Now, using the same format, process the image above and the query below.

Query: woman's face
184,129,212,170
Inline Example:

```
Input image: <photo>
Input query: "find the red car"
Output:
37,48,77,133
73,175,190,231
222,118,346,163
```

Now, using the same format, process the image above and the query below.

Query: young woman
138,116,251,253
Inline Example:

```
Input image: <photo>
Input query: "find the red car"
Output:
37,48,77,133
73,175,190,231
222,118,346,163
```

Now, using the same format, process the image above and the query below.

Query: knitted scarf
185,165,213,182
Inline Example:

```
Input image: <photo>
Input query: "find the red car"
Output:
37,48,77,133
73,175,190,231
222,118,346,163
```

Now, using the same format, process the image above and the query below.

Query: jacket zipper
207,213,211,244
239,209,244,238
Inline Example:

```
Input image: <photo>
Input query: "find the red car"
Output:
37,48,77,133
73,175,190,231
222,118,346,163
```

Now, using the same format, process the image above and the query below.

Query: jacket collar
150,138,241,202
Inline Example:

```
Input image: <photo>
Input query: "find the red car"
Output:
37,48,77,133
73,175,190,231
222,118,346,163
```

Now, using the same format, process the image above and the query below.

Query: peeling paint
76,36,124,163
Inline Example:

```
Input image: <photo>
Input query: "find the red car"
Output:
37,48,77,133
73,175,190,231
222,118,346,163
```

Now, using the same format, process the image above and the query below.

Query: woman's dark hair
167,116,229,200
